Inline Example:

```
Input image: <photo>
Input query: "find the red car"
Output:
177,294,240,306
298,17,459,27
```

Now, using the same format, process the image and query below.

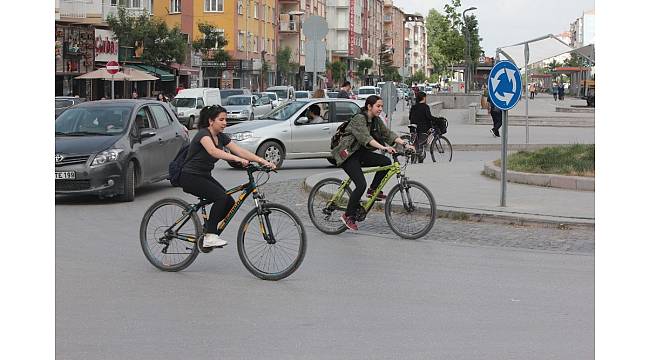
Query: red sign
349,0,355,56
106,61,120,75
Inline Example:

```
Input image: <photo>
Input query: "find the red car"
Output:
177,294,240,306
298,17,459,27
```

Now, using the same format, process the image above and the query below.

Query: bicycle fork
254,194,276,244
397,176,415,212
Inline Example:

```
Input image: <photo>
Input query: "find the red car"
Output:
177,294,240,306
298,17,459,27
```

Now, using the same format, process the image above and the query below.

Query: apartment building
278,0,326,89
404,21,427,77
361,0,384,84
154,0,278,90
383,1,405,77
326,0,364,87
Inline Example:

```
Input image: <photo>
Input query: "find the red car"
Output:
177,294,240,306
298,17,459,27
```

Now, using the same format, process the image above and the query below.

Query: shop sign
95,29,119,62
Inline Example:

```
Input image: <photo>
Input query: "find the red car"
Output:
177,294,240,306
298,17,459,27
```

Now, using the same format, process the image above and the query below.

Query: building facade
153,0,278,90
382,1,405,79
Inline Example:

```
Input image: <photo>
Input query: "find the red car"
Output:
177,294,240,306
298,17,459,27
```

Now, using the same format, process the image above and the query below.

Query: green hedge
498,144,595,177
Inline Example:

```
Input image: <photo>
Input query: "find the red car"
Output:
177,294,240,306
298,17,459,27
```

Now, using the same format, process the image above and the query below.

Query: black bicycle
401,121,453,163
139,164,306,280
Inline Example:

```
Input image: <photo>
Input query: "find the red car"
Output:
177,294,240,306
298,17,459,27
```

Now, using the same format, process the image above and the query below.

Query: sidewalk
304,99,595,227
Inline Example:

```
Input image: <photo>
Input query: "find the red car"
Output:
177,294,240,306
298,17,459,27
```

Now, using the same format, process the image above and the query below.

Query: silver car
224,99,362,168
223,95,274,125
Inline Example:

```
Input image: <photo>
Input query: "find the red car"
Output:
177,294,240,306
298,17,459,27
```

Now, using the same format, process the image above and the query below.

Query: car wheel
118,161,136,202
257,141,284,168
187,116,195,129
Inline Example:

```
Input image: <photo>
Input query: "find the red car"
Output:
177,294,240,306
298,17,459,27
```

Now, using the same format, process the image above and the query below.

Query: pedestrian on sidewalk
552,82,559,101
486,95,502,137
529,83,536,99
558,83,565,101
337,81,352,99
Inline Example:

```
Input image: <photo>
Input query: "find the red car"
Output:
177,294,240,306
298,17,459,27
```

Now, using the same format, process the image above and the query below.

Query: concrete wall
426,93,482,109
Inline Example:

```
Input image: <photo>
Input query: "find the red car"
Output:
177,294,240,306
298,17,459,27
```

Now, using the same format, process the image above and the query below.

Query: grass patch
495,144,594,177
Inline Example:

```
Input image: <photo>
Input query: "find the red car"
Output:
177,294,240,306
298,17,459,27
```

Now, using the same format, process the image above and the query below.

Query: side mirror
139,128,157,139
295,116,309,125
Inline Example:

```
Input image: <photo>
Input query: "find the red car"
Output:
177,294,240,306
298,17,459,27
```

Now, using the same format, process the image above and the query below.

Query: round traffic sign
106,61,120,75
487,60,522,111
303,15,329,40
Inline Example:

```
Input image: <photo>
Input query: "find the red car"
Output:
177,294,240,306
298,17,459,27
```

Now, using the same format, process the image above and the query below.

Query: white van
172,88,221,129
265,86,295,103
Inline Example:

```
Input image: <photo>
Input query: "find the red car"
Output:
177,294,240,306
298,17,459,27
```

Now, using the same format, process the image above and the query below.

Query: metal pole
111,75,114,99
500,110,508,206
525,66,529,145
312,41,317,91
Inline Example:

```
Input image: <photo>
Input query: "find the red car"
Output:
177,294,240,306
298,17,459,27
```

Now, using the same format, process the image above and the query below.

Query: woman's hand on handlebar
259,159,276,170
383,145,397,154
237,158,250,167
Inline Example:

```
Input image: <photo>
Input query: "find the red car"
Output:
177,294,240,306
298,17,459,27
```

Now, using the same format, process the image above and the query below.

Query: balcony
279,20,298,32
103,4,150,21
59,0,103,19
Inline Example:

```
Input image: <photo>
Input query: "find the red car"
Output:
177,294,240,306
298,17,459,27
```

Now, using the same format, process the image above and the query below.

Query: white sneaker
203,233,227,247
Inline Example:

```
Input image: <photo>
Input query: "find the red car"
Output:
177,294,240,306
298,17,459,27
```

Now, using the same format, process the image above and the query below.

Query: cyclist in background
331,95,413,231
408,91,437,163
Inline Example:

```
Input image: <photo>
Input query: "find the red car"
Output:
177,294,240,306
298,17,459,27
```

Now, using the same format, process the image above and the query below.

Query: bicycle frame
165,167,276,245
335,160,404,212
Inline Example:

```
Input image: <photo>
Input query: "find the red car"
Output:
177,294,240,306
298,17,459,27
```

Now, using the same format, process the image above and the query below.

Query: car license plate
55,171,76,180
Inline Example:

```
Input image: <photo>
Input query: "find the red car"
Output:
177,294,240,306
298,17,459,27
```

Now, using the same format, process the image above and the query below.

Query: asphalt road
56,155,594,359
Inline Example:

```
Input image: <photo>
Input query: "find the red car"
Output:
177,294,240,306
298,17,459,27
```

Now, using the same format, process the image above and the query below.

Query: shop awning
170,63,200,76
125,64,175,81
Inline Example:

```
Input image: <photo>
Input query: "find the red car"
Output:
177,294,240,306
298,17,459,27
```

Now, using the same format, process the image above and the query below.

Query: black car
55,99,189,201
55,96,87,118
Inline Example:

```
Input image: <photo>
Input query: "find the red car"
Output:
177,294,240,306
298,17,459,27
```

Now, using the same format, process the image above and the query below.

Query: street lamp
288,10,305,89
463,6,477,93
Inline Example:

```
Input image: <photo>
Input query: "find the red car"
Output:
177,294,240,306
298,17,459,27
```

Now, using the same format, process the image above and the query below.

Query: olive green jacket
331,113,399,166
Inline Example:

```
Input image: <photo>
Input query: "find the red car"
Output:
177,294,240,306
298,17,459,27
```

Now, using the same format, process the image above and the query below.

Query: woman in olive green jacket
331,95,413,230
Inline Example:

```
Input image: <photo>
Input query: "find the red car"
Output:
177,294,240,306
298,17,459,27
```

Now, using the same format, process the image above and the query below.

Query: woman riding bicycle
408,91,438,163
179,105,275,248
331,95,413,231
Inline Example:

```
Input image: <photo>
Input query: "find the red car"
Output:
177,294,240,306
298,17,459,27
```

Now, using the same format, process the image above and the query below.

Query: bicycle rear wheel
307,178,352,235
238,203,307,280
384,180,436,239
140,198,200,271
430,136,453,162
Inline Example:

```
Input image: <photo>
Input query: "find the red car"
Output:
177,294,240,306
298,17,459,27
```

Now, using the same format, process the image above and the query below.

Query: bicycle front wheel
385,180,436,239
307,178,352,235
140,198,200,271
430,136,453,162
238,203,307,281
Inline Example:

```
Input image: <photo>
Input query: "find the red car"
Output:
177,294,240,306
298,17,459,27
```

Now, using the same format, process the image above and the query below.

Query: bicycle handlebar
245,163,277,174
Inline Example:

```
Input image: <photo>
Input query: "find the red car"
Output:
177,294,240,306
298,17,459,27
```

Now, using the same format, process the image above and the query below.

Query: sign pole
500,110,508,206
313,41,317,91
111,75,115,99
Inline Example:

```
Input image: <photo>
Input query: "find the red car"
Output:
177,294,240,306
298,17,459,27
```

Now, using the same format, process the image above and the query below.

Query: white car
295,90,312,99
223,95,274,125
357,86,379,100
261,92,281,108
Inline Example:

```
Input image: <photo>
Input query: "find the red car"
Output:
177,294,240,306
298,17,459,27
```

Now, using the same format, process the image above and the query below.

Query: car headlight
230,132,254,141
91,149,124,167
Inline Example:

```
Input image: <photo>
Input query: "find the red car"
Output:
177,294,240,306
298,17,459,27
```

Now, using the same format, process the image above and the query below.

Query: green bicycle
140,164,306,280
308,150,436,239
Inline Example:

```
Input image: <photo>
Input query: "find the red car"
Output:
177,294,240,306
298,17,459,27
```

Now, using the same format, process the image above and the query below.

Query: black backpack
168,144,191,187
330,120,351,149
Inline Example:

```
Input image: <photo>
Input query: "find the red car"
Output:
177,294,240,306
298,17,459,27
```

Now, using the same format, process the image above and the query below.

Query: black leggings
340,147,391,216
179,172,235,234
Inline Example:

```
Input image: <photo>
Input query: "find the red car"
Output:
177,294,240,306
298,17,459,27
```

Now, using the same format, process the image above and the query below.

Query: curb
452,144,591,152
482,161,595,191
302,175,594,229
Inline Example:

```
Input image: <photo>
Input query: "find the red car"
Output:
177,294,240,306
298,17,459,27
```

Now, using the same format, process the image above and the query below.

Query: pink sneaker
340,214,358,231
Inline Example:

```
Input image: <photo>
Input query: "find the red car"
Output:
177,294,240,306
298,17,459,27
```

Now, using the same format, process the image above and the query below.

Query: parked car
327,91,340,98
357,86,378,100
223,95,274,124
261,91,281,108
220,88,252,104
265,85,295,103
171,88,221,129
295,90,312,99
224,99,362,168
424,86,434,95
56,96,87,118
55,99,189,202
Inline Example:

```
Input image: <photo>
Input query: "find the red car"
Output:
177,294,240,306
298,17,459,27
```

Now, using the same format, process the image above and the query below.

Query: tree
192,22,230,63
411,70,426,84
357,59,374,82
328,61,348,86
277,47,298,85
106,7,186,65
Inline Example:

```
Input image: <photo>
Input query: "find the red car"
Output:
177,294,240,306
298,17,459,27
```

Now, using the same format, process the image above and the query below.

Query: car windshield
174,98,196,108
359,88,376,94
220,90,244,101
258,101,306,121
263,93,277,100
55,106,132,136
268,89,288,99
226,96,252,106
56,99,74,108
295,92,309,98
